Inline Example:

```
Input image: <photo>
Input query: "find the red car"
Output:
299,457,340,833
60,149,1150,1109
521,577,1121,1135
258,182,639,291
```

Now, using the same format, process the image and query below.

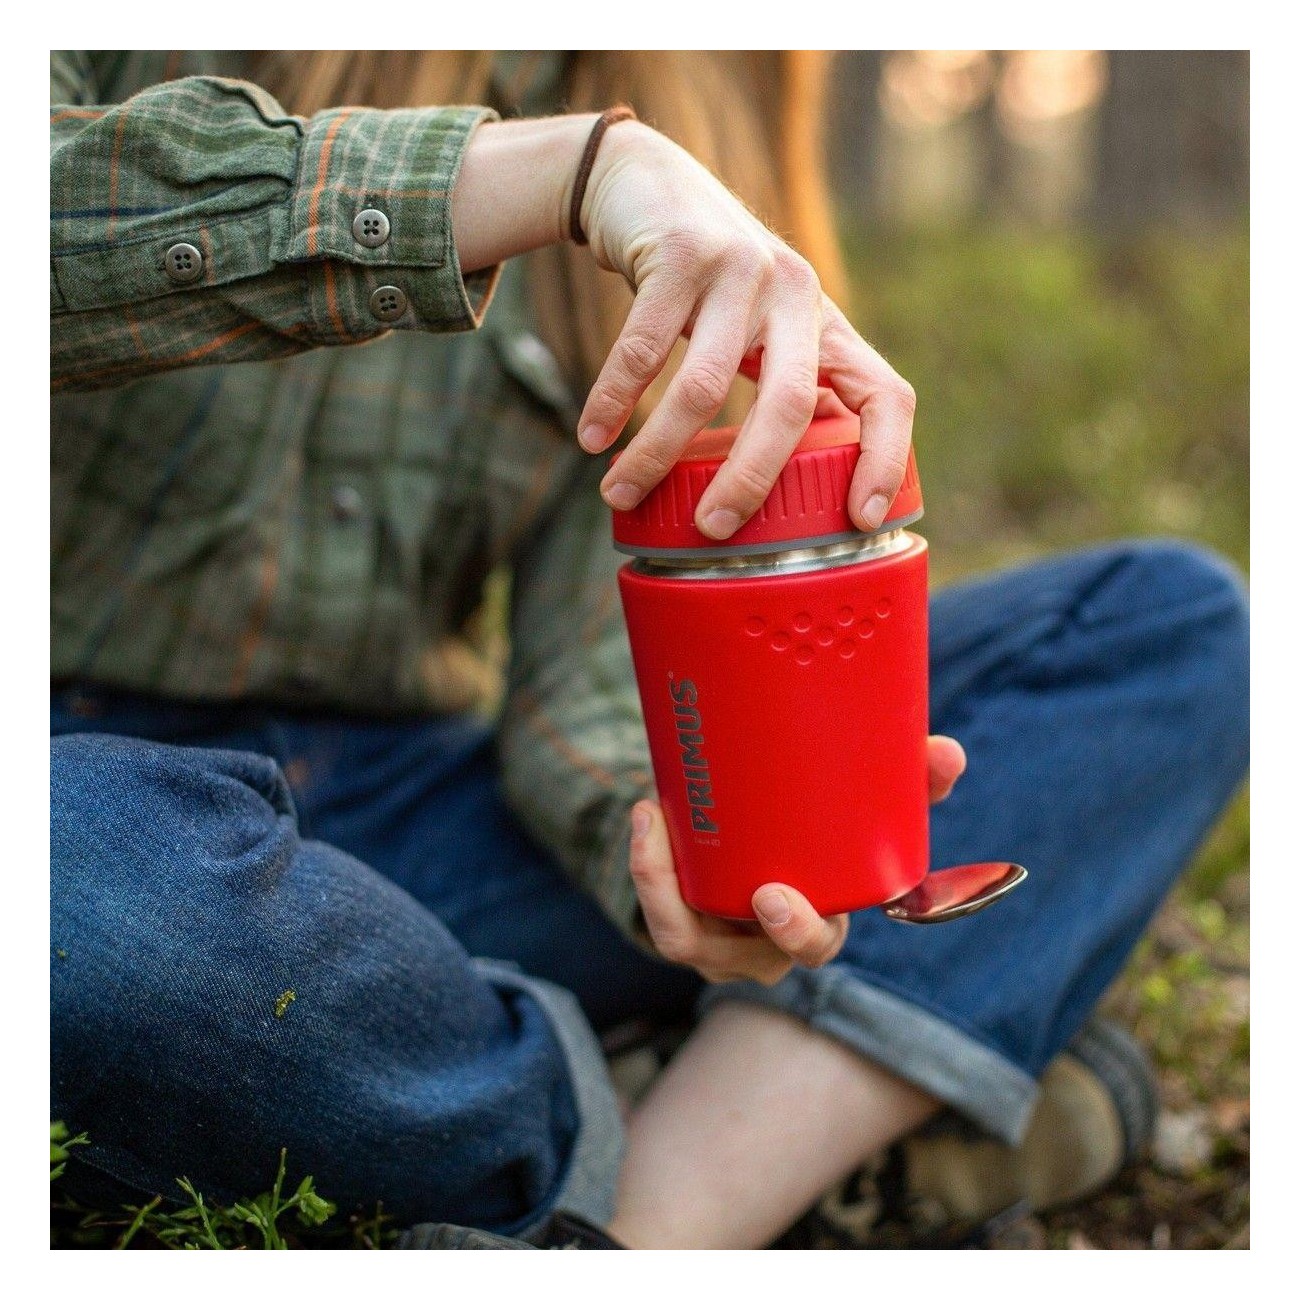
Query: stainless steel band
628,527,916,581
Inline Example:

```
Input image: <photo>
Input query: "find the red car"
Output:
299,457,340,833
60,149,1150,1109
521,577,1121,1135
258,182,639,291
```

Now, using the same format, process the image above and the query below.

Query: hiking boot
779,1015,1159,1248
400,1209,624,1250
533,1210,625,1248
399,1222,533,1249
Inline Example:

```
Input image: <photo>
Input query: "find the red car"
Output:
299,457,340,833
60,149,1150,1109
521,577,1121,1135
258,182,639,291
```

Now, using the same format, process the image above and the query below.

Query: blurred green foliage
843,223,1249,583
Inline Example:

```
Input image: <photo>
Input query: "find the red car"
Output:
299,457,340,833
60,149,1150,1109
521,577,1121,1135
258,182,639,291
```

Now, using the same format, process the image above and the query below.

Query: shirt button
369,285,408,322
330,484,365,522
163,242,203,284
352,208,391,248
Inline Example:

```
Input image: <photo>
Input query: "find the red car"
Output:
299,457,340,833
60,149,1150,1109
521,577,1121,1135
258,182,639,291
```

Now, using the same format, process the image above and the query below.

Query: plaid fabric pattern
50,52,650,934
52,53,499,389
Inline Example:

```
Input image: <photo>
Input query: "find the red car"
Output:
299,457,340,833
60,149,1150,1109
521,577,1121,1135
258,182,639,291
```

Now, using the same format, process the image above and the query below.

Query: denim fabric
50,540,1248,1224
50,734,625,1233
703,538,1250,1139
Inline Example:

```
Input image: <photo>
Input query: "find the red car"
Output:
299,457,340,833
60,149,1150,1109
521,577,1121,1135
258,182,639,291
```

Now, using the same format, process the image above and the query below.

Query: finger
578,275,695,459
927,735,967,804
814,387,853,420
628,801,796,982
693,290,820,539
751,886,849,968
696,937,795,988
627,799,705,966
601,281,756,517
818,299,916,532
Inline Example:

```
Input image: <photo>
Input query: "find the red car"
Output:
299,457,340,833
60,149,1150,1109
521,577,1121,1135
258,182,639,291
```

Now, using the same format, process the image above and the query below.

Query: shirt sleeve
497,449,656,940
51,52,501,392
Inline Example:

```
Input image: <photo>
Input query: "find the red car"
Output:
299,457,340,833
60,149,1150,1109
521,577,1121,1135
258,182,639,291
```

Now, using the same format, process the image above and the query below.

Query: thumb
751,886,847,968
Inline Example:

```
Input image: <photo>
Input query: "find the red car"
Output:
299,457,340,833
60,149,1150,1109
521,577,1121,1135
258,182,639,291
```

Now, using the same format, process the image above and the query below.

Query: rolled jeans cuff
473,959,625,1234
698,966,1039,1145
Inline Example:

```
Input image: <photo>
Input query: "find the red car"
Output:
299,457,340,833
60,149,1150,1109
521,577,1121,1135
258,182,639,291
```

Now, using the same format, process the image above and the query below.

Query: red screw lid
611,414,923,556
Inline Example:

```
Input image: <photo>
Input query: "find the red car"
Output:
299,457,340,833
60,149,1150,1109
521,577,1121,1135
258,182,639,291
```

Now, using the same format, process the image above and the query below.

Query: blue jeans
50,541,1249,1235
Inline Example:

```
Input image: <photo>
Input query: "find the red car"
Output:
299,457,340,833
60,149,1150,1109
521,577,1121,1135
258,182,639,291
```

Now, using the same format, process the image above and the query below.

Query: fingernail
578,424,608,453
631,805,652,840
700,508,741,539
604,482,641,511
862,493,891,530
754,888,792,926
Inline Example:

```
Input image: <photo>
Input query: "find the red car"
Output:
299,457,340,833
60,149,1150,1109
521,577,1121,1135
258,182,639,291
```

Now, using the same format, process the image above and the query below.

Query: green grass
50,1125,395,1250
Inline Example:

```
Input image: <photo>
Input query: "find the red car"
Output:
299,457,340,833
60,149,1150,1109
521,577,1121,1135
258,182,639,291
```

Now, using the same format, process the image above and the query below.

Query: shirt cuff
279,103,502,340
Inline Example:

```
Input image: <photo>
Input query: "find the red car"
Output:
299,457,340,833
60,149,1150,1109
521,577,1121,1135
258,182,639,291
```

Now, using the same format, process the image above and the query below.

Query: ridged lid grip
611,414,923,556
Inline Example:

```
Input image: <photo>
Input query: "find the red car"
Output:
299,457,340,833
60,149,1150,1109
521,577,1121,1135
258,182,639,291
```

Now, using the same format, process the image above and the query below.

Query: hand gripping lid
611,414,923,557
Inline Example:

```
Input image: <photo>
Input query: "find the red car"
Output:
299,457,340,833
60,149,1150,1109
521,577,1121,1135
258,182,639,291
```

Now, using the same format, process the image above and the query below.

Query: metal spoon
881,862,1028,924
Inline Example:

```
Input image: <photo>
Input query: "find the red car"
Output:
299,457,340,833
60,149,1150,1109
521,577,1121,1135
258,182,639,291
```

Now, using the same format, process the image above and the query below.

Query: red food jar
613,415,1024,923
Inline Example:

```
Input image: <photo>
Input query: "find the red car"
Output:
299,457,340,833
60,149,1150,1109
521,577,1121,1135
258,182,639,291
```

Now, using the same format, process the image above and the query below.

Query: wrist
565,107,640,246
579,119,665,270
452,114,599,273
554,112,606,246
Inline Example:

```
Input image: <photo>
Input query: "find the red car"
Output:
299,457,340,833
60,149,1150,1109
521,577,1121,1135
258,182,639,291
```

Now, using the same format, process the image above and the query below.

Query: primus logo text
669,677,718,834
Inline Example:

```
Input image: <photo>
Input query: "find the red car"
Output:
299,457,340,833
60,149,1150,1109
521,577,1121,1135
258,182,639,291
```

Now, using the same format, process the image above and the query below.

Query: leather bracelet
569,105,638,245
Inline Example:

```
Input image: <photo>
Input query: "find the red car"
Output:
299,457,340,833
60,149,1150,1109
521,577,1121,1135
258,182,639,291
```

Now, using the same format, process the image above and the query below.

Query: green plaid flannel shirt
51,51,652,935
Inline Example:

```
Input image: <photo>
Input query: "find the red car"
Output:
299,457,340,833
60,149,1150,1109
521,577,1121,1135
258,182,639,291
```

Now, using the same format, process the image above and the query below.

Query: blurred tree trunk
734,52,847,303
1094,51,1248,226
972,51,1012,219
827,51,885,221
